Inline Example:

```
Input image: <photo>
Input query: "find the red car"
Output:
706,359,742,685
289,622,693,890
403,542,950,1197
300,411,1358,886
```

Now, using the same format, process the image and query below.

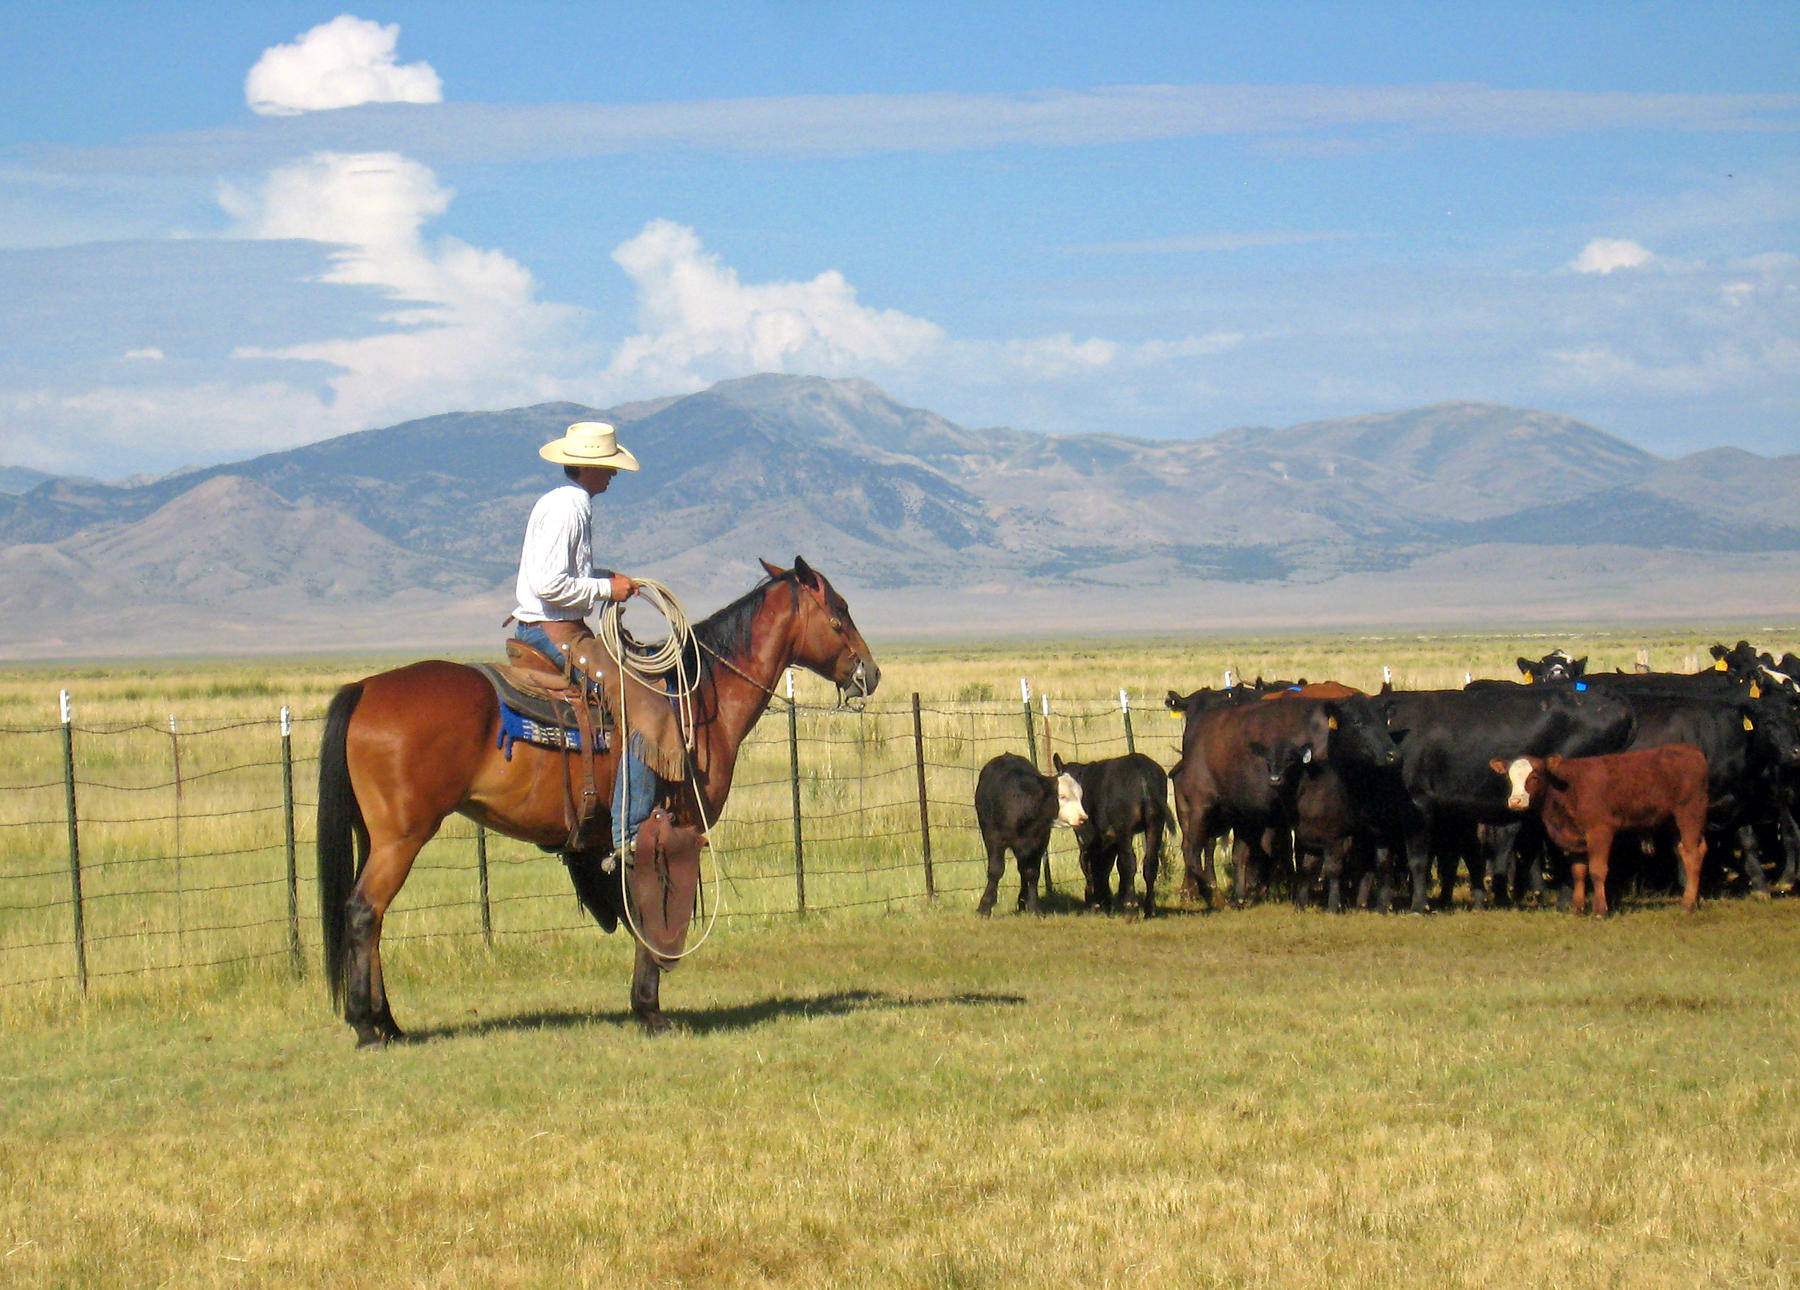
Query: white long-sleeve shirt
512,484,615,622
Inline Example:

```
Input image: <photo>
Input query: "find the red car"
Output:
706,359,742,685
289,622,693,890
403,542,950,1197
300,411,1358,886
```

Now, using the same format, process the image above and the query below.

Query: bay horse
316,557,879,1045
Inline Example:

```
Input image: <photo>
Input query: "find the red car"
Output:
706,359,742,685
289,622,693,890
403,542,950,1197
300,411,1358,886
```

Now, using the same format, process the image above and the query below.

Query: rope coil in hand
595,579,723,961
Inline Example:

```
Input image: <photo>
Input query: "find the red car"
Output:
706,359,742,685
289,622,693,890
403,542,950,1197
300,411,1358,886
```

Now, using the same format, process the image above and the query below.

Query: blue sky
2,1,1796,477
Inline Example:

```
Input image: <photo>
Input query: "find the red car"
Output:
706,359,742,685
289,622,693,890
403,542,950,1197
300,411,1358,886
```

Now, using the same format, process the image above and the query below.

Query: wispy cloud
23,83,1798,176
1070,231,1361,256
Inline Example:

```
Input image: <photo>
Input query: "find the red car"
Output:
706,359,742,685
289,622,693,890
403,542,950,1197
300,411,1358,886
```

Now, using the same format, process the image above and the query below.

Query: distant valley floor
2,543,1794,660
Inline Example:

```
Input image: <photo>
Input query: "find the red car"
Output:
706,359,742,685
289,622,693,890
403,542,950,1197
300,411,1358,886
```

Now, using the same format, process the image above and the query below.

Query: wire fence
0,682,1155,995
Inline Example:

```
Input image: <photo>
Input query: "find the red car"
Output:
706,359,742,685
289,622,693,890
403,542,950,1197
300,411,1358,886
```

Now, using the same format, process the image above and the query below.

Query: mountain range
2,373,1796,656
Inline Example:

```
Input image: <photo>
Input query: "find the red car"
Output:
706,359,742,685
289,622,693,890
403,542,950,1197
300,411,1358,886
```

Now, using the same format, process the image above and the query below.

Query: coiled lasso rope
595,578,725,961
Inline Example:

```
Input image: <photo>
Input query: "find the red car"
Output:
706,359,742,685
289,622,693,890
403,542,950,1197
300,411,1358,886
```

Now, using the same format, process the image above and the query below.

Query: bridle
690,574,873,711
796,576,874,711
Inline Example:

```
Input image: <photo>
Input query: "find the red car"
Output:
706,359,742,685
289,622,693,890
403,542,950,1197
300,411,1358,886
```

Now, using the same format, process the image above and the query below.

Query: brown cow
1491,743,1710,916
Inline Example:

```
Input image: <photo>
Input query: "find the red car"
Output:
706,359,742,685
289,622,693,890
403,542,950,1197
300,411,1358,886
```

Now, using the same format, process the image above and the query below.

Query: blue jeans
511,621,656,853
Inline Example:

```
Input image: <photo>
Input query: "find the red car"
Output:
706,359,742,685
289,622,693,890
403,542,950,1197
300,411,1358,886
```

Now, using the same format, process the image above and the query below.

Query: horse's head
760,556,881,708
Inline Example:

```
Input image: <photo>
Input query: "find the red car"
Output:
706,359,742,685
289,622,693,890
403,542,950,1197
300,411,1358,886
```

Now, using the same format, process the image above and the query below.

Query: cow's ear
1246,739,1268,759
1545,755,1565,775
1489,758,1509,775
1517,657,1534,678
1165,690,1182,710
1572,656,1588,675
1711,643,1729,659
1052,753,1065,772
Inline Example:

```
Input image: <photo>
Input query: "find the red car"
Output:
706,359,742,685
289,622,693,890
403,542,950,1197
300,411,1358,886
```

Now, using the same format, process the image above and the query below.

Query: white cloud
123,347,164,361
245,15,442,117
605,220,945,389
220,151,588,430
1571,237,1655,274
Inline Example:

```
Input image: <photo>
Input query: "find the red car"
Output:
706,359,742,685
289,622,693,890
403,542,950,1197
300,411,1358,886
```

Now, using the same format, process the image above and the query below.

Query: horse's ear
759,558,787,580
792,555,817,586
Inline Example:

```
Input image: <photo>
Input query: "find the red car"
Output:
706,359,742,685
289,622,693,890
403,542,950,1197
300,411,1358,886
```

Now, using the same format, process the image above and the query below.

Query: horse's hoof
637,1011,672,1035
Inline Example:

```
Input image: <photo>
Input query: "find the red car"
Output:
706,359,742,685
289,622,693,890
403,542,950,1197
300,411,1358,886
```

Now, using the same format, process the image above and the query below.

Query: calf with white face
974,753,1087,916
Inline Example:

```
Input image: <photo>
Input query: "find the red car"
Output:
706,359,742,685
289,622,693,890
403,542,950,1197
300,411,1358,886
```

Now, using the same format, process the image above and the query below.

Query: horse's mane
676,572,796,684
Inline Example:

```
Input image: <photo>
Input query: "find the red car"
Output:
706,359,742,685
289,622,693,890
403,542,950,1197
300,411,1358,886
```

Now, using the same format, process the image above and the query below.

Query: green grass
2,903,1797,1288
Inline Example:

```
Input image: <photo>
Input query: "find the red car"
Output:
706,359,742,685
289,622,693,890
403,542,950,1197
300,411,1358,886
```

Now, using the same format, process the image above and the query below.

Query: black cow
1518,649,1587,683
1601,683,1800,896
1171,692,1397,907
1051,752,1171,917
1377,683,1638,912
974,753,1088,916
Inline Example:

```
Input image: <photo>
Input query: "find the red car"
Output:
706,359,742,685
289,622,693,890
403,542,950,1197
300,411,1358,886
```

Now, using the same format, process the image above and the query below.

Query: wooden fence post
787,669,805,915
912,693,934,900
281,707,302,976
60,691,87,992
1120,689,1136,754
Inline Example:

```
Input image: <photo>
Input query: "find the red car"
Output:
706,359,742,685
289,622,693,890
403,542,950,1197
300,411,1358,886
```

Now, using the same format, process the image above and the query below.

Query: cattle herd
974,640,1800,918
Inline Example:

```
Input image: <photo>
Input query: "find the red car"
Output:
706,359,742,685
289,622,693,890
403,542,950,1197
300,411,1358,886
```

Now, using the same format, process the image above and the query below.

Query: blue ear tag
1574,681,1587,691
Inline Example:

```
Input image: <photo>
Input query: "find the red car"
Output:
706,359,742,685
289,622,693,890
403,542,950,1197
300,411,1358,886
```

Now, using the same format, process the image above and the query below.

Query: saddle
475,640,618,852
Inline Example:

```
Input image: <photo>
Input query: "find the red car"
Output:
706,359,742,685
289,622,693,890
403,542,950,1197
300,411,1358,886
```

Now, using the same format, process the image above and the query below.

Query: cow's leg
1140,817,1163,919
1585,826,1616,916
1232,834,1256,908
1403,828,1433,914
1180,815,1216,908
1736,823,1771,896
1090,841,1116,910
1322,836,1353,913
1677,826,1708,912
1115,834,1139,913
1773,800,1800,893
1017,843,1045,914
976,827,1006,916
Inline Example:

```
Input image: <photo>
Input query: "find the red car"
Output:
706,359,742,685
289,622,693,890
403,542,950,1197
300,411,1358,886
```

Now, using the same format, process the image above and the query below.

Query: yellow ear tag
1744,716,1755,731
1750,683,1761,698
1327,715,1339,730
1715,659,1729,671
1519,667,1530,679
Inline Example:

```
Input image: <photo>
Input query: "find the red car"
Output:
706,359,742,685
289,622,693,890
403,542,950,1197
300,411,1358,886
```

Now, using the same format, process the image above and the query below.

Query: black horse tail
317,682,367,1009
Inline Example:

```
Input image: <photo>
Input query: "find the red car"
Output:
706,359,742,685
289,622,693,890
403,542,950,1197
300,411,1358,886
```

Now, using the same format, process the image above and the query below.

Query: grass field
3,903,1797,1288
2,630,1797,1287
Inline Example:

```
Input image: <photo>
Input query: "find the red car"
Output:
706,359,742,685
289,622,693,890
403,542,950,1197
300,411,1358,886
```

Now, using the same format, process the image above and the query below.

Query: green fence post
60,691,87,993
912,692,934,900
476,825,493,945
282,707,303,977
787,669,805,916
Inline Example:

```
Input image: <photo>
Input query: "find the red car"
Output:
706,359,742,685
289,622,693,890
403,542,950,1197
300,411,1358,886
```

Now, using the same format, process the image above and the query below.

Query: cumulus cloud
245,15,442,116
1570,237,1655,274
219,151,587,429
605,220,945,389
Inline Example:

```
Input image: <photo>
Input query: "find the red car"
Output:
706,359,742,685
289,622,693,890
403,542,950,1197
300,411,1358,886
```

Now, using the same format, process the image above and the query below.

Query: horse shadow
404,988,1026,1044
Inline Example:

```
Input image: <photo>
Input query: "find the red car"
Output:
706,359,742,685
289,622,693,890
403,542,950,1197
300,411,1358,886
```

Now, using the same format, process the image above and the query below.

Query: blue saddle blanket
497,702,609,758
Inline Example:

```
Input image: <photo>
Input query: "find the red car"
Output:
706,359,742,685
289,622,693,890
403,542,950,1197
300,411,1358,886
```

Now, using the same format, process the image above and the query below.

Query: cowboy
511,421,685,854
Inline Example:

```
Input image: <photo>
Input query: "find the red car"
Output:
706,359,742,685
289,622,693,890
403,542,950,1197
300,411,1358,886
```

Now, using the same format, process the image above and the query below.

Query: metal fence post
476,825,493,945
1020,677,1038,768
1037,690,1054,895
787,669,805,915
912,692,934,900
1121,689,1136,754
59,691,87,992
281,706,302,977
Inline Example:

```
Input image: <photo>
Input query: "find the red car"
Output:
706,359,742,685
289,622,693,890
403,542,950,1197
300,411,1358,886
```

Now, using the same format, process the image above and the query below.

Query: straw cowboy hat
538,421,640,470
